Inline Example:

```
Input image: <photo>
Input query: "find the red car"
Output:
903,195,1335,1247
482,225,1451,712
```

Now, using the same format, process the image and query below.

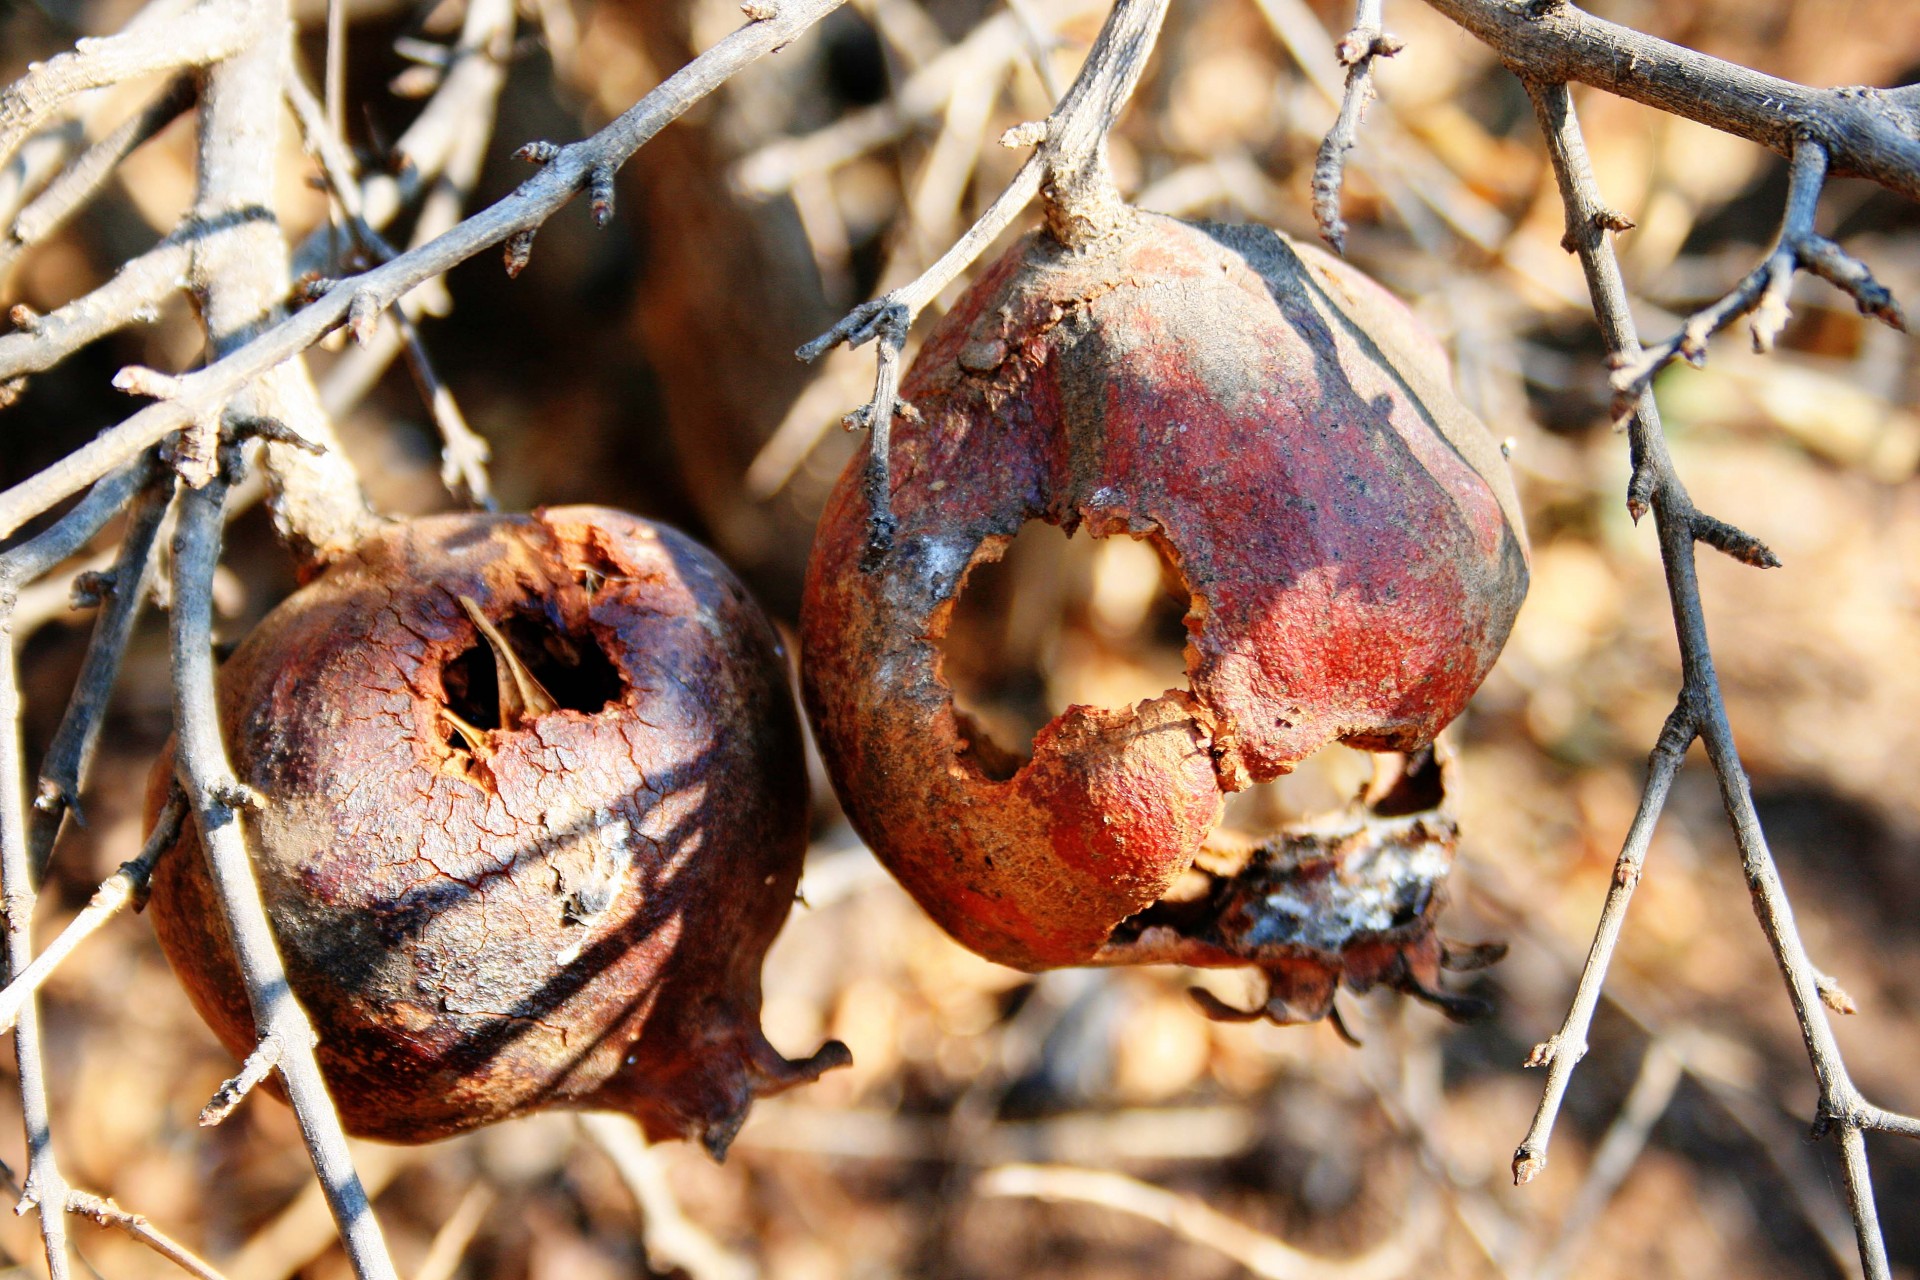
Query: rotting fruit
801,212,1529,1026
147,507,848,1154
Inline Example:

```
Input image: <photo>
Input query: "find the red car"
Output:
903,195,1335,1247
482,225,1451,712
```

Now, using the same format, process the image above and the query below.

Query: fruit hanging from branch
148,507,848,1155
801,211,1528,1025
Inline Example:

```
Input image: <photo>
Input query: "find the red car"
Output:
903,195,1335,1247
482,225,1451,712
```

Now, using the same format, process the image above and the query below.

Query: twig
1533,1038,1685,1280
1,78,196,279
0,235,191,382
976,1163,1435,1280
800,0,1172,560
0,491,162,1280
66,1189,229,1280
0,0,262,171
579,1113,756,1280
0,794,185,1039
410,1183,494,1280
1609,139,1905,410
28,475,172,876
167,443,396,1280
0,0,852,544
1512,703,1690,1183
1520,76,1920,1280
1421,0,1920,202
282,74,494,508
1311,0,1402,253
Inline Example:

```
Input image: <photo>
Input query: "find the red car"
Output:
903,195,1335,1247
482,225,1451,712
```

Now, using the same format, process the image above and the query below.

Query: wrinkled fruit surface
801,213,1528,1019
148,507,847,1153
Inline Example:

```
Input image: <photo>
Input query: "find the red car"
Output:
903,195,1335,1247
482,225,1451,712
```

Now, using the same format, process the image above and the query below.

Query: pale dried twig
580,1112,756,1280
978,1163,1436,1280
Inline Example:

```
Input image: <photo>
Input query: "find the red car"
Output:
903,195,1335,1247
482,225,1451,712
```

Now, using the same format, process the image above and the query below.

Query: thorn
503,229,536,278
112,366,185,400
1817,973,1858,1015
348,290,381,345
589,165,616,228
69,569,115,609
1327,999,1363,1046
1513,1149,1546,1185
1626,466,1656,523
514,140,561,165
1691,511,1781,568
212,782,264,811
999,120,1048,149
1595,206,1636,234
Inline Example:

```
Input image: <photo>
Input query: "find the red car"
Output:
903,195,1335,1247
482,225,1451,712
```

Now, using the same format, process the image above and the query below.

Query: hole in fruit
442,612,624,732
1211,744,1377,850
940,519,1194,780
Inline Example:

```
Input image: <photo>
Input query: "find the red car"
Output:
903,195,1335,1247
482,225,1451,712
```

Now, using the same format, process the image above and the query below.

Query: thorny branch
1511,78,1920,1280
1608,139,1906,410
0,0,851,544
799,0,1172,564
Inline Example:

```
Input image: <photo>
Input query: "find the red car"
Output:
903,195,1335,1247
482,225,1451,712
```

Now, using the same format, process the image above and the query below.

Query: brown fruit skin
148,507,846,1153
801,213,1528,974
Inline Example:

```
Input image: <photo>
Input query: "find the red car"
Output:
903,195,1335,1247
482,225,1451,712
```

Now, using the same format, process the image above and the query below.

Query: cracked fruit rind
800,213,1528,988
147,507,847,1152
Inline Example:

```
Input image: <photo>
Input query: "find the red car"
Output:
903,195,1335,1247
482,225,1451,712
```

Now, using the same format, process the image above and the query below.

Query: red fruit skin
801,214,1528,973
148,507,846,1151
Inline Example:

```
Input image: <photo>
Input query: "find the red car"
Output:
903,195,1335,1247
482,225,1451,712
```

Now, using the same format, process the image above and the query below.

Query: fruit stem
1033,0,1171,249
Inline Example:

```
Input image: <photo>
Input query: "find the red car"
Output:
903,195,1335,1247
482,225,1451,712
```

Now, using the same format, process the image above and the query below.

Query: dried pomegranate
801,213,1528,1024
148,507,847,1153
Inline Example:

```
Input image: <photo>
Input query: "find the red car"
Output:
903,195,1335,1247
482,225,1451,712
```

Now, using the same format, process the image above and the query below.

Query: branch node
211,781,264,811
513,140,561,165
111,365,185,401
1691,511,1781,568
7,305,41,335
1512,1149,1546,1185
589,166,616,228
741,2,779,19
503,229,536,278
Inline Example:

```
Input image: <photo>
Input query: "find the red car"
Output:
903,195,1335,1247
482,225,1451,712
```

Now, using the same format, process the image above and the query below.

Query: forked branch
1518,78,1919,1280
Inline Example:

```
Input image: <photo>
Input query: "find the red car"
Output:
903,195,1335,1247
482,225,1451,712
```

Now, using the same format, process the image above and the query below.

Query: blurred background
2,0,1919,1275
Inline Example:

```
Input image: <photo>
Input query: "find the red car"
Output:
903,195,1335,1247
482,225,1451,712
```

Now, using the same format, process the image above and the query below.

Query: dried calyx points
148,508,847,1154
802,212,1529,1024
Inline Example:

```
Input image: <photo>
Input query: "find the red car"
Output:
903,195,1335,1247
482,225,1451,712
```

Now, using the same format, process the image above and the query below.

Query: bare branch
1311,0,1403,253
1513,704,1691,1185
0,0,261,172
66,1188,229,1280
1609,140,1906,408
28,475,172,876
1422,0,1920,202
1521,75,1919,1280
2,77,196,276
168,443,396,1280
0,0,852,544
0,794,184,1037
